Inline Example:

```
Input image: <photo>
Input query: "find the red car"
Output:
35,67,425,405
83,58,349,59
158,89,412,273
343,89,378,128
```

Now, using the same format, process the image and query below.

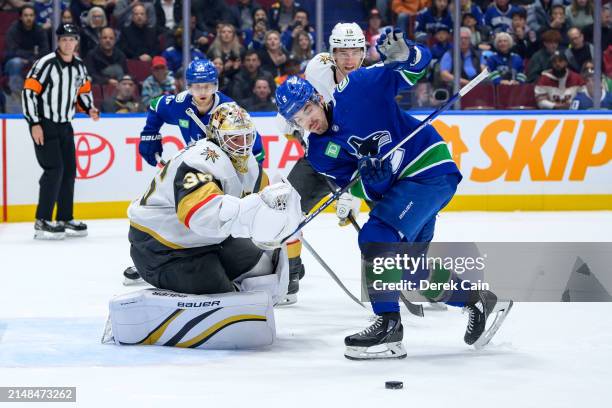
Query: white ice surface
1,212,612,407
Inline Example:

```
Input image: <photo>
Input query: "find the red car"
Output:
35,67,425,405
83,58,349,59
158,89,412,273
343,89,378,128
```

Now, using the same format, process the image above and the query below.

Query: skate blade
65,230,88,237
473,300,513,350
275,293,297,307
123,277,147,286
34,230,65,240
345,341,407,360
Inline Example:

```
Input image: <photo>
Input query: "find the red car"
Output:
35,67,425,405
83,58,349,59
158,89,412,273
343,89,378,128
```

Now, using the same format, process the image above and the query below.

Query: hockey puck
385,381,403,390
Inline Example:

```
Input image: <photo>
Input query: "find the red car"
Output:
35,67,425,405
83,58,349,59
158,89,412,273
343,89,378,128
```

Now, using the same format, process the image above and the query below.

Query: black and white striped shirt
22,51,94,125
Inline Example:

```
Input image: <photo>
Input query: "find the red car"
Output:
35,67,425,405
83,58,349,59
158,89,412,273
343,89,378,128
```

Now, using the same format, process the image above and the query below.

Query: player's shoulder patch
176,90,189,103
324,141,341,158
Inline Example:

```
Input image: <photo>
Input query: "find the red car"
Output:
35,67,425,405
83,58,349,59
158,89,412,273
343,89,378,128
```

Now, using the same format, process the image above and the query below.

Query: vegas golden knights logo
203,147,220,163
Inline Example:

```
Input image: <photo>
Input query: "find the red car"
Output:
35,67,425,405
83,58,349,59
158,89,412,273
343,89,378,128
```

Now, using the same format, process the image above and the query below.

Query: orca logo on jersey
347,131,392,158
74,132,115,179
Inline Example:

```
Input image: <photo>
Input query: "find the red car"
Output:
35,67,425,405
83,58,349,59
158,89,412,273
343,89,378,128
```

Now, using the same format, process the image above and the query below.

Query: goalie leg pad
234,246,290,305
103,288,275,349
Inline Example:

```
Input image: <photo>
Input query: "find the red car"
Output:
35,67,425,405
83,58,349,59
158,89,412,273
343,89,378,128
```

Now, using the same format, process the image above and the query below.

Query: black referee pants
32,119,76,222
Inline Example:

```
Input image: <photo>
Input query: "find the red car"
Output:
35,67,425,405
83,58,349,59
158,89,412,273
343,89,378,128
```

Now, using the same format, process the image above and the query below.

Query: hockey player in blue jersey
276,28,512,360
138,59,265,168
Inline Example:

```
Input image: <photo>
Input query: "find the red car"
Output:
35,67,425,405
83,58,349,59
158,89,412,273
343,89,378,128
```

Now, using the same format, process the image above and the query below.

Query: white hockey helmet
328,22,367,56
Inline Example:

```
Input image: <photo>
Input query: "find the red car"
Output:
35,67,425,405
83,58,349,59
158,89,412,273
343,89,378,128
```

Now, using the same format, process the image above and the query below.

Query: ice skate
58,220,88,237
123,266,146,286
34,219,65,240
344,312,407,360
464,290,513,349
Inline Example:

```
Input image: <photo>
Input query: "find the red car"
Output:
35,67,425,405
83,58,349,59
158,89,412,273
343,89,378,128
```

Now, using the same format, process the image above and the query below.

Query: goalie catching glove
219,182,302,246
375,28,423,71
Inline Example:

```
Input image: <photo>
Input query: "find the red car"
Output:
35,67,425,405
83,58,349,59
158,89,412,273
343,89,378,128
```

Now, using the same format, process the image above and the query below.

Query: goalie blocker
102,289,275,349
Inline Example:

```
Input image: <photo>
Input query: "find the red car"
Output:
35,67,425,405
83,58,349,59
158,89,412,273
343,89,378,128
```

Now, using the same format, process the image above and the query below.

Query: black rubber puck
385,381,403,389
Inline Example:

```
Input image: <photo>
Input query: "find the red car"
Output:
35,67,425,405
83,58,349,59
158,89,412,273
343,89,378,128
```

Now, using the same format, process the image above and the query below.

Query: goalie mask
207,102,256,173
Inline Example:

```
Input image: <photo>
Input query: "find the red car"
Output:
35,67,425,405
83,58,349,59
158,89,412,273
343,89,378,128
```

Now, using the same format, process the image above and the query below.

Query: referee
22,24,100,240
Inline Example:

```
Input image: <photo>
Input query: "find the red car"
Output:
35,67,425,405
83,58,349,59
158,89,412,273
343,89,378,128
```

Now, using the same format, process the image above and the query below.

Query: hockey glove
335,192,361,227
139,133,163,167
375,28,421,70
358,157,394,200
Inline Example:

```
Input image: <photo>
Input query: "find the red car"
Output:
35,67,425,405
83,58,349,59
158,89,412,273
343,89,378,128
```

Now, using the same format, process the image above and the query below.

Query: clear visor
216,129,255,157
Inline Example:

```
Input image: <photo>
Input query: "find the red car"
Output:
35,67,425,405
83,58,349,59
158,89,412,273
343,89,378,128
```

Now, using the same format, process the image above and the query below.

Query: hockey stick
280,68,490,243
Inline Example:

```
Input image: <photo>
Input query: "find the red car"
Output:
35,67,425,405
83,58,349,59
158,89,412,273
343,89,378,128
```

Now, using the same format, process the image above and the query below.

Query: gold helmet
207,102,256,173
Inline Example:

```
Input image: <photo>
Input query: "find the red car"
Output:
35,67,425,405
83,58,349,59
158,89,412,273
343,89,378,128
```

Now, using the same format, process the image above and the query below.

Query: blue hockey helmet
275,76,318,122
186,58,218,85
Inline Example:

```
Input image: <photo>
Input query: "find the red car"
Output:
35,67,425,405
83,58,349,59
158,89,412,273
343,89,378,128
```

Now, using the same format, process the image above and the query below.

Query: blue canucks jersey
485,52,526,84
306,59,460,201
415,8,453,37
484,4,521,33
141,91,265,162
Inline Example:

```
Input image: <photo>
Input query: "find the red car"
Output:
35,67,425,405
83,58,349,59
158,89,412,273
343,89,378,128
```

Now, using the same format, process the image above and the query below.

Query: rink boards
1,111,610,221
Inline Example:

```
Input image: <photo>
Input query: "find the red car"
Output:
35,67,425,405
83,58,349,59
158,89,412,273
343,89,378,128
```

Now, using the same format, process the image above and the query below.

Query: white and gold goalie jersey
128,139,268,249
304,52,338,103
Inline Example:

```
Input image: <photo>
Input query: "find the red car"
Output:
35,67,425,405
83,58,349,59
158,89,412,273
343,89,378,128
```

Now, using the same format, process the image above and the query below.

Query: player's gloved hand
375,27,421,69
358,157,394,199
139,133,163,167
335,192,361,227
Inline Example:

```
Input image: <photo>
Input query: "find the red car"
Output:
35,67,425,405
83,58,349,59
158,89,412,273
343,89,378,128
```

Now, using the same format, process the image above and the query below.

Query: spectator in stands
229,49,275,101
69,0,91,27
257,30,289,77
486,32,527,84
4,4,50,94
1,0,26,12
583,3,610,49
192,0,230,33
61,7,74,24
280,8,315,51
188,15,211,53
207,23,243,78
392,0,429,33
526,29,561,82
510,8,538,60
440,27,483,87
80,7,107,58
114,0,156,28
243,7,269,50
161,26,205,72
565,27,593,73
547,4,570,46
364,8,384,49
571,67,612,109
535,51,585,109
154,0,181,34
34,0,56,31
415,0,453,43
228,0,261,33
211,56,231,94
290,30,314,68
118,3,158,62
274,58,301,86
462,11,489,49
459,0,485,27
242,78,276,111
531,0,562,33
269,0,300,32
484,0,521,34
102,74,145,113
174,67,185,91
141,56,175,107
431,26,452,62
85,27,128,85
565,0,593,31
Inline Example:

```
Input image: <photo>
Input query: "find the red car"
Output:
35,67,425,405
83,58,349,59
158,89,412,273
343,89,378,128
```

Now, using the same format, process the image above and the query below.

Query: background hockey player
128,102,301,303
137,58,266,168
284,22,367,301
275,28,512,360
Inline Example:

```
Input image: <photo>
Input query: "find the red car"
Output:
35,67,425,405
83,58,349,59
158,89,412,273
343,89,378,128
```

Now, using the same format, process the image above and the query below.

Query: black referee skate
344,312,407,360
58,220,88,237
463,290,513,349
34,219,65,240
